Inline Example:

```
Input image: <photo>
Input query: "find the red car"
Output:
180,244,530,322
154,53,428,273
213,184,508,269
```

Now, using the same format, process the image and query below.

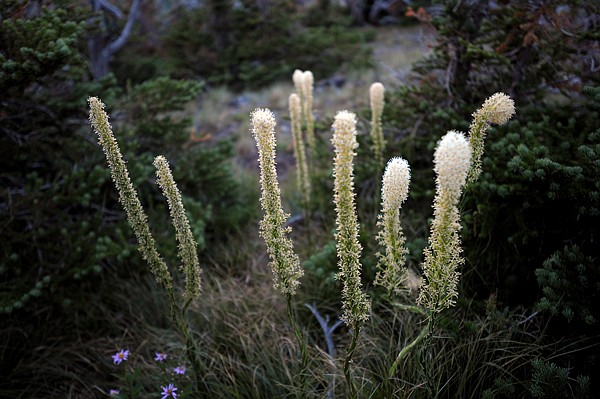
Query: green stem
392,303,428,317
388,319,431,379
167,288,203,388
344,326,361,399
286,295,308,390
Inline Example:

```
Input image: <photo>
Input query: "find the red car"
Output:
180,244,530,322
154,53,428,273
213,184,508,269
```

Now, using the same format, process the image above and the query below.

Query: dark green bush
536,245,599,327
0,2,254,393
528,359,590,399
1,2,125,316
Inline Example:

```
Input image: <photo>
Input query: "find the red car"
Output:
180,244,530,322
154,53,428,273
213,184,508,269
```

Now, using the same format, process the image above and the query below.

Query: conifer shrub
0,2,124,316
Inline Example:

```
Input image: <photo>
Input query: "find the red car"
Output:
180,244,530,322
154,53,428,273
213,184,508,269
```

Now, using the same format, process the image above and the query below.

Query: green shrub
528,359,590,399
536,245,599,327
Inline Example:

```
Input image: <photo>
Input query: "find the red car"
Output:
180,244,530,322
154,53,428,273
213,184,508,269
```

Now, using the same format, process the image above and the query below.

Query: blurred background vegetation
1,0,598,397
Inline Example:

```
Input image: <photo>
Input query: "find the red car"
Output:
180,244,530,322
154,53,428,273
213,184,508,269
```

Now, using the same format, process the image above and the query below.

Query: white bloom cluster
434,130,471,196
382,157,410,212
369,82,384,116
375,157,411,296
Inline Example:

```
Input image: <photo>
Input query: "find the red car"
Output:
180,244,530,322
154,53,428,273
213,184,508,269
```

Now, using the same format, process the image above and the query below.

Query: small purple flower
111,349,129,365
161,383,178,399
173,365,186,375
109,389,120,397
154,352,167,362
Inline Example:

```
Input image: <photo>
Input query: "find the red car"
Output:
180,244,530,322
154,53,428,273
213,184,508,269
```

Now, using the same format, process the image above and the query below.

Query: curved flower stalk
332,110,370,398
467,92,516,184
369,82,386,170
154,155,202,303
251,108,304,296
88,97,173,290
289,94,311,209
418,131,472,313
374,157,410,297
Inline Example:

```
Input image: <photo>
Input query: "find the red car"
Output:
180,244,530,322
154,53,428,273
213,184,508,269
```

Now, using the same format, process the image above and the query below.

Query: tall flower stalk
331,110,370,398
289,93,311,214
153,155,203,379
251,108,307,383
292,69,316,157
302,71,316,155
88,97,173,291
88,97,203,386
418,131,472,313
154,156,202,304
467,92,516,184
374,157,410,297
370,82,386,172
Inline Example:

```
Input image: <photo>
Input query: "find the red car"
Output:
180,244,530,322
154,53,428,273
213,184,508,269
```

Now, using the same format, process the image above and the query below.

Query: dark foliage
0,1,253,394
382,0,599,395
115,0,373,90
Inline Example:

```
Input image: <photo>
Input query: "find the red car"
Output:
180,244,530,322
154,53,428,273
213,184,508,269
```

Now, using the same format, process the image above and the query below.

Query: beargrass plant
250,108,309,391
292,69,316,157
248,87,515,397
349,92,513,390
331,110,372,398
289,93,312,216
369,82,386,173
88,97,204,389
87,85,516,397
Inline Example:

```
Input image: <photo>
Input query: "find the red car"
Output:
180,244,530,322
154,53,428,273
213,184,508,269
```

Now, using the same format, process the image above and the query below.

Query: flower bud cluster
154,155,202,300
292,69,316,153
467,92,516,183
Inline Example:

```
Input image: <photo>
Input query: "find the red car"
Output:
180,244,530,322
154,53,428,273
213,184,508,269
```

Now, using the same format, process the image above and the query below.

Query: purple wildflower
111,349,129,365
154,352,167,362
173,365,186,375
161,383,178,399
109,389,120,397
